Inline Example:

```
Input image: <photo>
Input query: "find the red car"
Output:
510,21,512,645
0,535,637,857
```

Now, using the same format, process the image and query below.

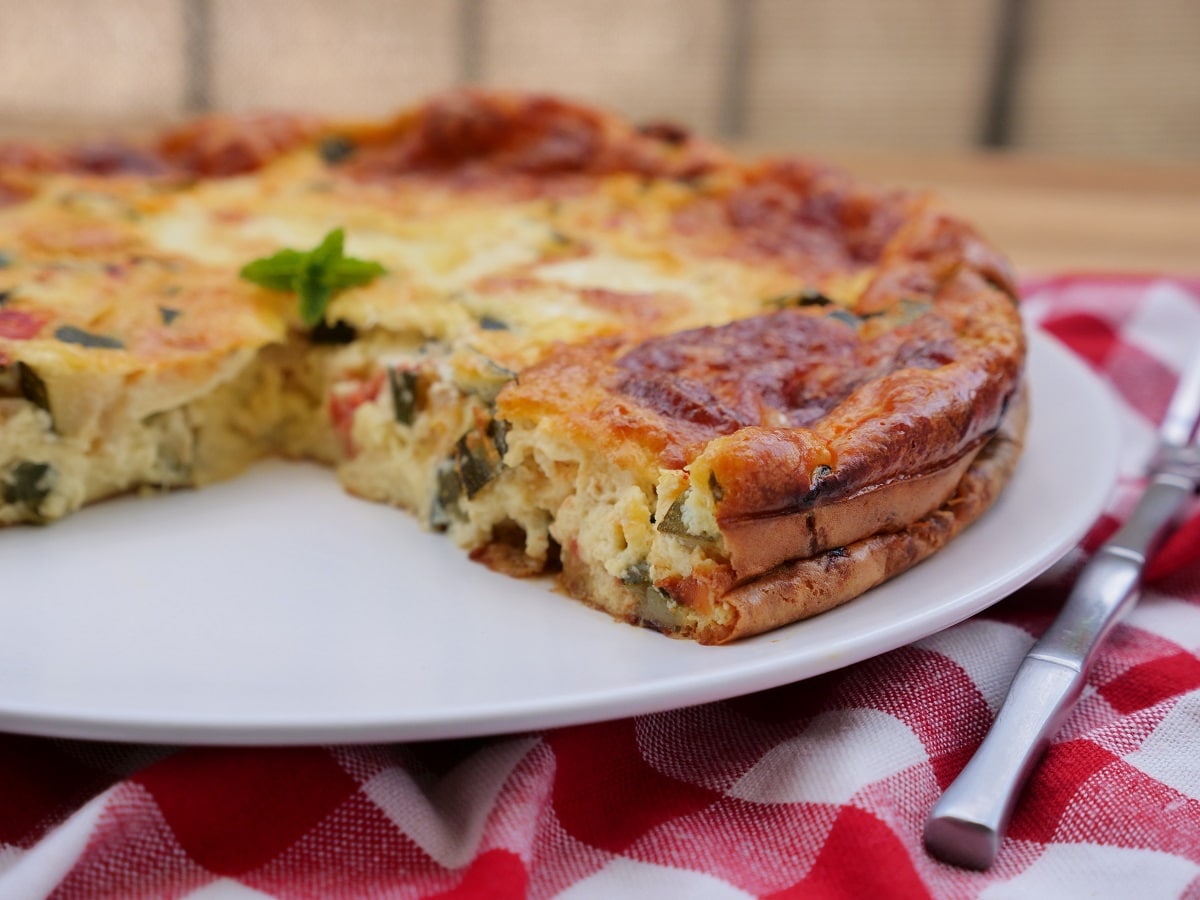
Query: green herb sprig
239,228,386,327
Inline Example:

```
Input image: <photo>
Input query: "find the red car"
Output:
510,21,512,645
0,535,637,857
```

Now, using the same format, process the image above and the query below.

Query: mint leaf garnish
239,228,386,327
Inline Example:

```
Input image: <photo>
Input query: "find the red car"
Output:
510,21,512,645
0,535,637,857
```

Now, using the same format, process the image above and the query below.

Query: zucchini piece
3,461,54,517
454,419,507,499
456,434,493,498
620,560,651,586
657,489,691,535
388,368,419,426
490,418,509,458
445,418,509,501
638,584,688,631
657,486,719,541
429,459,463,530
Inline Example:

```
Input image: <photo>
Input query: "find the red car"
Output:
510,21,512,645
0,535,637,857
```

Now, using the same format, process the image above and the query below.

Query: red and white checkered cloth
2,274,1199,899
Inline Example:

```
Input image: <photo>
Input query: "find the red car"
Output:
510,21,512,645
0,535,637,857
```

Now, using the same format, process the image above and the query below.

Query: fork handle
924,550,1142,869
923,652,1090,868
925,475,1194,870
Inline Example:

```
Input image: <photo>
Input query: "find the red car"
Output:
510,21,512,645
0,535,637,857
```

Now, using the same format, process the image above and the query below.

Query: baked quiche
0,90,1026,643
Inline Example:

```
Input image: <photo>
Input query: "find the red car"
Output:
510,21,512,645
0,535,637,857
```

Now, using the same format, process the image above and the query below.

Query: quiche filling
0,91,1026,643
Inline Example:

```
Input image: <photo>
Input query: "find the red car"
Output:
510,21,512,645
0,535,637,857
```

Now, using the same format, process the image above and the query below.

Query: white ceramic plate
0,331,1119,744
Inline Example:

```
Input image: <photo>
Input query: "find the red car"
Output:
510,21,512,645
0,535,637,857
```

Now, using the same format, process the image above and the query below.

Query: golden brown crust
709,384,1028,643
338,89,730,183
718,440,982,582
0,89,726,186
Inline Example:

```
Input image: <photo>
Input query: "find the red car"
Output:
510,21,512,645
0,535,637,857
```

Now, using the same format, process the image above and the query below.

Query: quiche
0,90,1026,643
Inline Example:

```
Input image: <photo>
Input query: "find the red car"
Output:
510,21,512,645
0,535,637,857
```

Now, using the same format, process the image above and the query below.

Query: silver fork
924,346,1200,870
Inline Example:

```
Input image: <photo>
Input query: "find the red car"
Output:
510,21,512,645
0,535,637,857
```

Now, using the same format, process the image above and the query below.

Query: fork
923,346,1200,869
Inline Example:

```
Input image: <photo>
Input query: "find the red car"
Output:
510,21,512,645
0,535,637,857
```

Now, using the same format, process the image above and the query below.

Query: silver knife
924,346,1200,870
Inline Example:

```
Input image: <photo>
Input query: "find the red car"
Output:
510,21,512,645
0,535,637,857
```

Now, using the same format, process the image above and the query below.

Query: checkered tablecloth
2,275,1199,899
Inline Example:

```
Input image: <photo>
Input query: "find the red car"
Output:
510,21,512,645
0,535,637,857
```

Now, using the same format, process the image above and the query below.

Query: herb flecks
388,367,419,425
478,315,509,331
319,136,357,165
826,308,860,328
239,228,386,328
54,325,125,350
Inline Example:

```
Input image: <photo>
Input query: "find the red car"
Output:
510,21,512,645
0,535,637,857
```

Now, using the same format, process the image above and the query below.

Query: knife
924,346,1200,870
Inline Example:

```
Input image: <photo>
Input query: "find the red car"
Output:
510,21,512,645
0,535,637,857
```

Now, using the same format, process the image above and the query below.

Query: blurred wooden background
0,0,1196,160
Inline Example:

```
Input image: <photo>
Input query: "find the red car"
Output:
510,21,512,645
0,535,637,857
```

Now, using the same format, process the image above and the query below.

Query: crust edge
708,382,1029,643
718,442,984,583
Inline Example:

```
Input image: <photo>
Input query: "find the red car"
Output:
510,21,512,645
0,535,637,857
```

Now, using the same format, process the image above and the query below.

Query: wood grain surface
829,152,1200,276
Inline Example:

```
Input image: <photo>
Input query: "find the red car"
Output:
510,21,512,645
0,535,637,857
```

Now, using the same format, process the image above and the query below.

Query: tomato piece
327,370,385,457
0,309,48,340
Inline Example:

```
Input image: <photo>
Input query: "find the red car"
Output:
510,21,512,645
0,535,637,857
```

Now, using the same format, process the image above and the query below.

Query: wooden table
833,152,1200,277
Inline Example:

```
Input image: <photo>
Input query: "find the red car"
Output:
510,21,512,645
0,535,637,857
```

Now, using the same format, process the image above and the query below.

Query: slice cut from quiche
0,90,1026,642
